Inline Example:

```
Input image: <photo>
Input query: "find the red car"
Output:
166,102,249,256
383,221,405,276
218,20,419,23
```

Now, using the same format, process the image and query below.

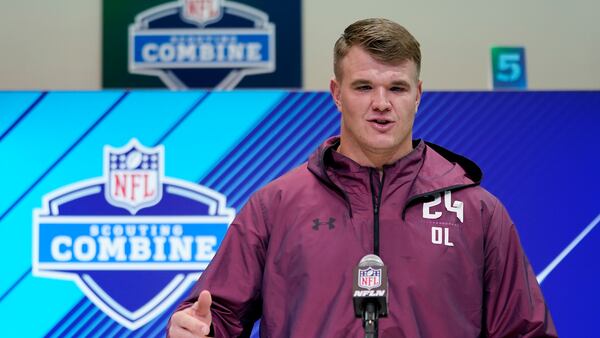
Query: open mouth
369,119,393,125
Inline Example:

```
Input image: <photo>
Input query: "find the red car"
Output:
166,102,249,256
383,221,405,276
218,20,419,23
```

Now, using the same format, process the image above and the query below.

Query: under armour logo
312,217,335,230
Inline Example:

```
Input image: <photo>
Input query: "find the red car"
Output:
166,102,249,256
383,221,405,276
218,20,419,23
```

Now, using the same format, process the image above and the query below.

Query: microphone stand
363,302,379,338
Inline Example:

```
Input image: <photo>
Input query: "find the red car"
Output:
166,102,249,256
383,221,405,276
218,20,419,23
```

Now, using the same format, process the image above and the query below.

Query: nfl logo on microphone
358,267,382,290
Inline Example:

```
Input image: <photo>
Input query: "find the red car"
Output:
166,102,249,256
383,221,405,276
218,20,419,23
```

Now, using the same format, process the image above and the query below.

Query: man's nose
372,88,391,111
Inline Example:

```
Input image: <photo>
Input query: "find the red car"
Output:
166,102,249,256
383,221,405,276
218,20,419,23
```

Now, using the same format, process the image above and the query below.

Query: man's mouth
368,118,393,125
367,118,395,131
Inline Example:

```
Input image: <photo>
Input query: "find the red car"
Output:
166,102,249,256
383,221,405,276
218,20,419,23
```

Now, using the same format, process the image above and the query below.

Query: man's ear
415,80,423,112
330,77,343,111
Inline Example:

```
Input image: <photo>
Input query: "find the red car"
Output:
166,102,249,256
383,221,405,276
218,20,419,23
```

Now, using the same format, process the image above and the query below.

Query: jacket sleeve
483,198,558,337
169,192,269,337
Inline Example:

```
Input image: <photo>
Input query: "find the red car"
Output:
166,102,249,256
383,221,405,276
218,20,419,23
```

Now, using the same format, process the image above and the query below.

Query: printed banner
103,0,301,89
0,91,598,337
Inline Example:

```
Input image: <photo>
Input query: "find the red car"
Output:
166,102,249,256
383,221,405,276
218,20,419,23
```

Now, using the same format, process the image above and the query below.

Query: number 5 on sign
491,46,527,90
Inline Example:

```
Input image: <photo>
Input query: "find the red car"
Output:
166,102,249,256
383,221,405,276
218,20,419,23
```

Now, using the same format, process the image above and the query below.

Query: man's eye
390,86,407,92
356,85,371,91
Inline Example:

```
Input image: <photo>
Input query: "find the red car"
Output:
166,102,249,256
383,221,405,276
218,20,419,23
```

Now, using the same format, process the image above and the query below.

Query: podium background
0,90,598,337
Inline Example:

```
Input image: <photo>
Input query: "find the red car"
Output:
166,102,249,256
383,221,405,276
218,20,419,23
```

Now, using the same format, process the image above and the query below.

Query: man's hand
169,290,213,337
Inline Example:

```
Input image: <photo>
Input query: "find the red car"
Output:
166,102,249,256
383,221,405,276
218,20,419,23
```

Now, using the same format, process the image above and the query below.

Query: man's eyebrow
350,79,371,86
390,79,411,87
349,79,412,87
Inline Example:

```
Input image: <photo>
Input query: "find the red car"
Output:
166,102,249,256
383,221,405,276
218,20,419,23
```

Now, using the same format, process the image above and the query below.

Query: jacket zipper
369,169,385,256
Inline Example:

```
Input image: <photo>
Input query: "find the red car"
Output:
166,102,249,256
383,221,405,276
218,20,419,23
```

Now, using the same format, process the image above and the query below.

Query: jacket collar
308,136,482,207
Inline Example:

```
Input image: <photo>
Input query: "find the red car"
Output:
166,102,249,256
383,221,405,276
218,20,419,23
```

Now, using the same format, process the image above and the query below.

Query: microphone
353,254,388,338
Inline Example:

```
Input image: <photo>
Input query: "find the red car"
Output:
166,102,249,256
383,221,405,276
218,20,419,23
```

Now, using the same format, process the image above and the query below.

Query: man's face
330,46,422,163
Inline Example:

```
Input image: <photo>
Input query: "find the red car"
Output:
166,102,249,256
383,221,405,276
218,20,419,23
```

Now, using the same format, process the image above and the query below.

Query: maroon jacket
172,138,557,337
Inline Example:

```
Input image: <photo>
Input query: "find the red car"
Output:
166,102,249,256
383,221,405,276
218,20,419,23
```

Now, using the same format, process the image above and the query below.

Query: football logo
129,0,276,89
358,267,382,290
32,138,234,330
105,140,163,214
182,0,223,25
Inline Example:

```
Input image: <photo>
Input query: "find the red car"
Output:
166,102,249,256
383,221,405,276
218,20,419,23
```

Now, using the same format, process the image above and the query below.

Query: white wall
0,1,101,90
304,0,600,90
0,0,598,90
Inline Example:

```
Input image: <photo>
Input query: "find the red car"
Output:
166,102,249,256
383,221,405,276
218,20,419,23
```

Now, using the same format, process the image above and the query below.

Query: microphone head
353,254,388,317
359,254,384,267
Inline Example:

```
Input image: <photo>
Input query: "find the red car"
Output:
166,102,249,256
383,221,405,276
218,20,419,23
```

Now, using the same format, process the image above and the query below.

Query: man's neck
336,140,413,170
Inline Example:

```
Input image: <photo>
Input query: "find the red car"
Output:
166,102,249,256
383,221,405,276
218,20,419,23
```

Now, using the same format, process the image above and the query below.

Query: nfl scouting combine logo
129,0,276,89
32,139,235,330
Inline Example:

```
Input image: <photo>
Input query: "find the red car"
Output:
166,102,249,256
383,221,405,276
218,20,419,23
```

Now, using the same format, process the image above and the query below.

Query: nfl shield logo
181,0,223,25
358,267,382,290
104,139,163,214
33,138,235,330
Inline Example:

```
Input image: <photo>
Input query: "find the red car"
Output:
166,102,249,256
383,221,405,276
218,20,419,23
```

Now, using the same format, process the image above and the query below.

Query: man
168,18,557,337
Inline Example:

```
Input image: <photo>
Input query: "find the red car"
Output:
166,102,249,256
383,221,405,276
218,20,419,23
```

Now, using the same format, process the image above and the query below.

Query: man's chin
363,137,412,155
364,136,397,150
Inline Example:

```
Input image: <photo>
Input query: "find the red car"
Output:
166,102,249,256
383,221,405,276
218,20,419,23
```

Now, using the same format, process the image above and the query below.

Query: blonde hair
333,18,421,80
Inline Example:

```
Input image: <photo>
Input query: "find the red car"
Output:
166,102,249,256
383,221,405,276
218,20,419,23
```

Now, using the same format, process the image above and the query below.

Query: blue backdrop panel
0,91,598,337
